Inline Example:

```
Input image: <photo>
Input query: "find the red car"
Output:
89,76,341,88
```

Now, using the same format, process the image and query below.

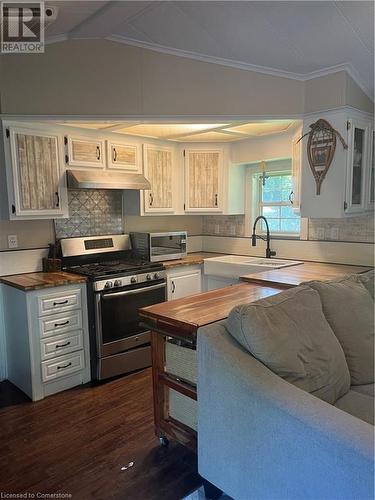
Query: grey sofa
197,273,374,500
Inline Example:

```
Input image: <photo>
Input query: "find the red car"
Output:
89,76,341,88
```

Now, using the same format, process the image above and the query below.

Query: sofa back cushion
306,276,374,385
226,286,350,404
357,270,374,299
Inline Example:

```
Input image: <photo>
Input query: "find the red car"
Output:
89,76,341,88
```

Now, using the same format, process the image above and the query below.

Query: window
256,171,301,234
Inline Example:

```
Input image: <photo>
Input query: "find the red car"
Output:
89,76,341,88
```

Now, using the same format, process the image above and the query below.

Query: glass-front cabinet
366,127,375,209
345,119,370,214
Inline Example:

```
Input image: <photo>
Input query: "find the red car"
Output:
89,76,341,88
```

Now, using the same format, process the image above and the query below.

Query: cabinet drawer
40,330,83,361
38,288,81,316
39,309,82,338
41,351,85,382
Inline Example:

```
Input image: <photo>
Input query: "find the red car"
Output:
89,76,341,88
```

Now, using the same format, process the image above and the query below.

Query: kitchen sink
204,255,303,279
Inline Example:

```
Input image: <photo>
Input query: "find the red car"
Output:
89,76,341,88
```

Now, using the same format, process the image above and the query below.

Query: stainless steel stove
60,234,166,380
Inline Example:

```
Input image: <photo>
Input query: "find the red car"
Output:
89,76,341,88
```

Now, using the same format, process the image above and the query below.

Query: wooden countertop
0,271,87,291
240,261,372,288
162,252,223,269
140,283,284,337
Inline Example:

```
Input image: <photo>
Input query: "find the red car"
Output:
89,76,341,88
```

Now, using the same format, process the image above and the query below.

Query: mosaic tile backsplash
54,189,123,239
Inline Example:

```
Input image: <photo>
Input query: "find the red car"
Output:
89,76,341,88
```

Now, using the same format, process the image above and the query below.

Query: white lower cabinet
3,283,90,401
166,266,202,300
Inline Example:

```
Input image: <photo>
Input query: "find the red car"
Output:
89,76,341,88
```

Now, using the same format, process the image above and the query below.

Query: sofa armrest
197,322,374,500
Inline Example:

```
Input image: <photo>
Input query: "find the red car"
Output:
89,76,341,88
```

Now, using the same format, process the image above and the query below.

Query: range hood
66,169,151,190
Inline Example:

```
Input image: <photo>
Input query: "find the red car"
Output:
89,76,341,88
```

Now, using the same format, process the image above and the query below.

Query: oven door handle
101,282,166,298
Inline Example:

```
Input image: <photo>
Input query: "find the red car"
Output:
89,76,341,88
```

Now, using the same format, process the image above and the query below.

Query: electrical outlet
330,227,339,240
214,224,220,234
316,227,325,240
8,234,18,249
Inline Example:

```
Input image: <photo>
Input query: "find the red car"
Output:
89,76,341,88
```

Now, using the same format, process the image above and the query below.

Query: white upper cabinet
365,126,374,211
299,109,373,218
4,125,67,219
107,141,140,172
65,135,105,169
345,118,370,214
143,144,176,213
291,128,302,214
184,149,223,212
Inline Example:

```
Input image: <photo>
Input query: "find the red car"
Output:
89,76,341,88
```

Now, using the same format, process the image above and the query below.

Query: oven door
96,281,166,357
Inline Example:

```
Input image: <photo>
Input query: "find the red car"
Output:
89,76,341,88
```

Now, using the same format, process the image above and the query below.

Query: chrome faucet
251,215,276,259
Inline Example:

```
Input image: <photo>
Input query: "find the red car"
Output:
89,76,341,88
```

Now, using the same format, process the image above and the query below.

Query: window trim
244,160,307,239
256,170,300,237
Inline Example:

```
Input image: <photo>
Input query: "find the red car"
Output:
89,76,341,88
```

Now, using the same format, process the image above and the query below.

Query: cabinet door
291,130,302,213
185,149,223,212
167,271,201,300
366,127,374,210
345,119,369,214
9,128,64,216
107,141,139,171
143,144,174,213
66,135,105,168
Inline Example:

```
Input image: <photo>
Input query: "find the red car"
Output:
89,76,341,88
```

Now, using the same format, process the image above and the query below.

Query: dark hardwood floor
0,369,201,500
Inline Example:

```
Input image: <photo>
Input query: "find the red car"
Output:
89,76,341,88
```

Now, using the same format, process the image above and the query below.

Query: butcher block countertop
162,252,223,269
240,261,372,288
0,271,87,291
139,283,284,338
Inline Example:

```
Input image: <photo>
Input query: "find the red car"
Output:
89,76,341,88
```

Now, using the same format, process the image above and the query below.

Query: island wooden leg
151,331,167,444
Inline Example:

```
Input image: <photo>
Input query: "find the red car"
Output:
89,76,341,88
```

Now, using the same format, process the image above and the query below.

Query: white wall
0,39,372,117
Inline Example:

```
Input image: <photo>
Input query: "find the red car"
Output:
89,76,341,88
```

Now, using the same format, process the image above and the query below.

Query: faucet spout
251,216,276,259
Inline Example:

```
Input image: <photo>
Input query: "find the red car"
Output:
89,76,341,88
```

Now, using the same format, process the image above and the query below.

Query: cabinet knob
214,194,218,207
55,192,60,207
96,146,101,160
149,193,153,206
288,191,294,205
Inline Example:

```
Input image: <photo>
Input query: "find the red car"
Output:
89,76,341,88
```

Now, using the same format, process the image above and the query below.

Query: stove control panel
94,270,166,292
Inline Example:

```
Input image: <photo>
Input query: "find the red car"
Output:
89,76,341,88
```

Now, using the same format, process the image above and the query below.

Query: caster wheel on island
159,435,169,447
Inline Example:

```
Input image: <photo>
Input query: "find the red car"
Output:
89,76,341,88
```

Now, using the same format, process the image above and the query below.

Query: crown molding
44,34,373,102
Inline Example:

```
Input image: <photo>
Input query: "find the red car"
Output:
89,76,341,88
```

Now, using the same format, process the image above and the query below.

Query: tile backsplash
54,189,123,239
202,214,374,243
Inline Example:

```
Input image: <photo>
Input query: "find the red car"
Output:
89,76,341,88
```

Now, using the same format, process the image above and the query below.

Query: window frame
256,170,301,237
244,159,307,239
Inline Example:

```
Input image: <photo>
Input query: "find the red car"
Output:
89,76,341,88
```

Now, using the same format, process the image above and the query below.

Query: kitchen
0,2,374,498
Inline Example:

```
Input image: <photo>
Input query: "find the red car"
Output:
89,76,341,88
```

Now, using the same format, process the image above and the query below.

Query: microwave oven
130,231,187,262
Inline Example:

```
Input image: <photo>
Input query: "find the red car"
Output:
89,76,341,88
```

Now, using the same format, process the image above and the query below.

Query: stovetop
64,259,163,280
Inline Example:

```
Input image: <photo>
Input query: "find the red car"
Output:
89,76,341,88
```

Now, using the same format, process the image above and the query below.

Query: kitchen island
139,282,285,450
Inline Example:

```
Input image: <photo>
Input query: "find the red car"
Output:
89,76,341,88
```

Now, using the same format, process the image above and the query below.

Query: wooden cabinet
345,118,370,214
184,149,223,212
299,109,374,218
365,126,374,211
143,144,175,213
3,284,90,401
66,135,105,168
166,266,202,300
107,141,140,171
6,126,66,218
291,128,302,214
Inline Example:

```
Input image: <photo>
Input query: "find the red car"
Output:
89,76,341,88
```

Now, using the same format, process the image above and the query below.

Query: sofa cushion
334,390,374,425
306,276,374,385
357,269,374,299
226,286,350,404
351,383,375,397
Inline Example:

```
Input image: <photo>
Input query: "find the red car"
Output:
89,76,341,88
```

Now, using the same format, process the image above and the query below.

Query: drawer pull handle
56,341,71,349
54,320,69,327
57,362,72,370
53,300,69,306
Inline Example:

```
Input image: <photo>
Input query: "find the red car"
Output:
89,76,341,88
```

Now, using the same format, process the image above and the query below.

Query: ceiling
56,120,297,142
46,1,374,98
